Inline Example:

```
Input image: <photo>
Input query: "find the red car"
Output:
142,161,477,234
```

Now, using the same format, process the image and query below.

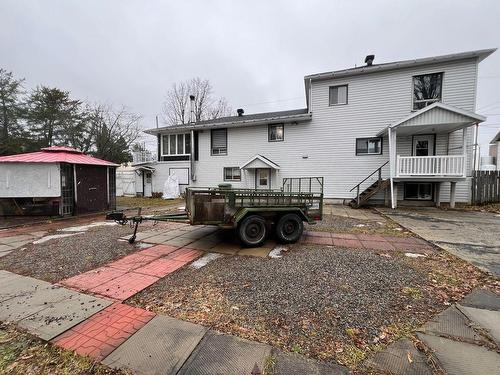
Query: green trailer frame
107,177,323,246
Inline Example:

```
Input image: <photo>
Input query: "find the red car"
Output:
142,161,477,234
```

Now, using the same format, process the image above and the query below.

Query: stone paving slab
0,283,77,322
459,288,500,311
418,333,500,375
17,293,111,340
273,351,349,375
419,305,481,342
366,338,433,375
457,305,500,345
178,331,272,375
103,315,208,375
53,303,155,361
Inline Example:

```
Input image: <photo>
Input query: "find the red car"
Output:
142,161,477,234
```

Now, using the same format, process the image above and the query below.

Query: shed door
60,163,74,215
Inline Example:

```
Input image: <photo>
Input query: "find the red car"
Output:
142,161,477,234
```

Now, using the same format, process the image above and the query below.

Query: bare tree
162,78,231,125
86,104,142,163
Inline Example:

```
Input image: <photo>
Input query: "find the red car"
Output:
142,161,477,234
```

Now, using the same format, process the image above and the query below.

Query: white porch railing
132,151,156,165
396,155,466,177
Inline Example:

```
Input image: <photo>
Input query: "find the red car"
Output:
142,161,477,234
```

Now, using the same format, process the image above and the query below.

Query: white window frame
411,72,444,111
161,134,190,156
224,167,241,181
329,84,348,106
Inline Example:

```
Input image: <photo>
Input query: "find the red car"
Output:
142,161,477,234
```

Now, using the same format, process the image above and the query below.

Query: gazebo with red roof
0,146,118,216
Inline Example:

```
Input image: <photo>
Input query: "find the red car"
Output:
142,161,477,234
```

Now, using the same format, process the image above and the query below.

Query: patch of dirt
0,323,126,374
0,225,142,282
130,244,452,368
308,214,413,237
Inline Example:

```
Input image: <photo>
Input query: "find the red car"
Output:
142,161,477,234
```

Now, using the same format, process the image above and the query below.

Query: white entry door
144,171,153,197
413,135,435,156
256,169,270,189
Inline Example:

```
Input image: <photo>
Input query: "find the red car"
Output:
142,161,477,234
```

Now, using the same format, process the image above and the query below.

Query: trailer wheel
276,213,303,243
238,215,267,247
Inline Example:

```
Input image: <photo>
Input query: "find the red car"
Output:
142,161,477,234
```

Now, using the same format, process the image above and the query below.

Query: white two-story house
135,48,495,208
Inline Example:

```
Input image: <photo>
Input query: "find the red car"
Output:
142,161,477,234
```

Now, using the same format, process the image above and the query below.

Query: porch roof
377,102,486,137
240,154,280,170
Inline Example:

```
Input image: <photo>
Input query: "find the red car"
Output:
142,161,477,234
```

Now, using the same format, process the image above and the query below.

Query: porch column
435,182,441,207
388,127,397,209
450,182,457,208
393,182,398,209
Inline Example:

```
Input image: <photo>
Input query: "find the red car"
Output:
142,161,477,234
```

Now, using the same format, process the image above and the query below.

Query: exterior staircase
349,161,390,208
349,178,390,208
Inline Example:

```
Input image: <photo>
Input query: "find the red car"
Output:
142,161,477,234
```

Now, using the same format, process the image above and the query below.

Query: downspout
308,78,312,113
388,127,395,209
189,95,196,182
472,122,479,172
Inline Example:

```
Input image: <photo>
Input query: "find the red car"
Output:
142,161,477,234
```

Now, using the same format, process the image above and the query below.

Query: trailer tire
276,213,303,244
238,215,267,247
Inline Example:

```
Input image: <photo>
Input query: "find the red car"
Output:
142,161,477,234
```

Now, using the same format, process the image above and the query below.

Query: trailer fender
232,207,310,227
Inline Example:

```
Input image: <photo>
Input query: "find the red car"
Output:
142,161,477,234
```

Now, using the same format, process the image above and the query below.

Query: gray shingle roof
146,108,310,134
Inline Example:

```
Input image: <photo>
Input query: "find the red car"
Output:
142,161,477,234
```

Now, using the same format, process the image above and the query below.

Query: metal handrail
349,161,389,207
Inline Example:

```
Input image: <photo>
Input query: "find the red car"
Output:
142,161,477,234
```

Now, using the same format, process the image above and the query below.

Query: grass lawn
117,196,184,209
0,323,124,375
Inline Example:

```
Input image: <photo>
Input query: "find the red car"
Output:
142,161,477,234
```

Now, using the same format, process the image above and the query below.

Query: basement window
356,137,382,155
224,167,241,181
329,85,348,105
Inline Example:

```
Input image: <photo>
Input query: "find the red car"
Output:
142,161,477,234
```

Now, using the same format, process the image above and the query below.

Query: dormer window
413,73,443,110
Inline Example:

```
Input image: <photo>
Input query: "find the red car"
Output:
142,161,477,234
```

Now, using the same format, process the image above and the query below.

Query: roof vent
237,108,244,116
365,54,375,66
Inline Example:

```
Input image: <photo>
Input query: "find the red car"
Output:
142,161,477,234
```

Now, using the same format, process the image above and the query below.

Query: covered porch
378,102,486,209
240,154,280,189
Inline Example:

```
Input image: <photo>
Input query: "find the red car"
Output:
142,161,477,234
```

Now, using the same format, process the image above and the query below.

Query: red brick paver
168,247,203,262
60,267,127,291
90,272,159,301
107,252,158,271
134,258,186,278
52,303,154,360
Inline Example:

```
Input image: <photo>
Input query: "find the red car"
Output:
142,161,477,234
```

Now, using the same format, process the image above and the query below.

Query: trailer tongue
107,177,324,247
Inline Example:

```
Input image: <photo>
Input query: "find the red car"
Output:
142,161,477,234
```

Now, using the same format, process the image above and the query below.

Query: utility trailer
107,177,323,247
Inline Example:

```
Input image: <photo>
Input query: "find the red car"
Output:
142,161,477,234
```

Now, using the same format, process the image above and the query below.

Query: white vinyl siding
152,56,478,204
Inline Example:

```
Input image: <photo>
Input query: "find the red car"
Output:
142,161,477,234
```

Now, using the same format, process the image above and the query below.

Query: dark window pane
162,135,169,155
169,135,176,155
413,73,443,110
212,129,227,155
185,133,191,154
177,134,184,154
356,137,381,155
415,140,429,156
269,124,284,141
329,85,348,105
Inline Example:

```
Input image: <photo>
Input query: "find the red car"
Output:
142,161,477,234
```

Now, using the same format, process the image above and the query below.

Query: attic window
329,85,348,106
413,73,443,110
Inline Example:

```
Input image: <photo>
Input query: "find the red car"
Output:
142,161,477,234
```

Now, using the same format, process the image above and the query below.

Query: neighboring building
0,146,118,216
135,48,495,208
486,130,500,170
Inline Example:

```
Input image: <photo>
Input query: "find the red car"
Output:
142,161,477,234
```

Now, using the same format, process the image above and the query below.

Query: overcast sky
1,0,499,154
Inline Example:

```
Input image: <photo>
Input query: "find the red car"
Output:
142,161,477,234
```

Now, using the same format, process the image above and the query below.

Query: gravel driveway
130,244,443,365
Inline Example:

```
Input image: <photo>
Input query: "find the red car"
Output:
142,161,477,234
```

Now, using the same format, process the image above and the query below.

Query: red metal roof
0,146,119,166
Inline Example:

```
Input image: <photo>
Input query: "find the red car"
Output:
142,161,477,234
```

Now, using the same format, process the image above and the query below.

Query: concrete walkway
378,207,500,277
0,269,347,374
367,288,500,375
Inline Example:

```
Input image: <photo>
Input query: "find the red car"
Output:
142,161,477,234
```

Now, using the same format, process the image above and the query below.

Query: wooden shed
0,146,118,216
